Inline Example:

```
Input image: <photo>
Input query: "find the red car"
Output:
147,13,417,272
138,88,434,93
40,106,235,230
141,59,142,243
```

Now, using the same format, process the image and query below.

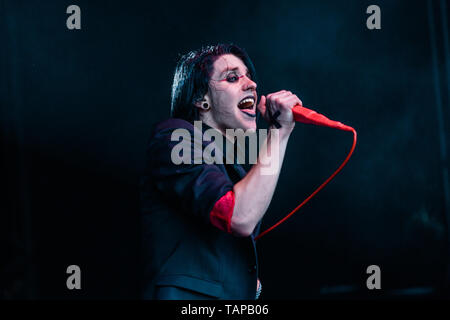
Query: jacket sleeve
146,126,235,231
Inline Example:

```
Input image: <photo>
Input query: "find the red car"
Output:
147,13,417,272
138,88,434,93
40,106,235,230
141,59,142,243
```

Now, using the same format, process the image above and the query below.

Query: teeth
238,97,255,107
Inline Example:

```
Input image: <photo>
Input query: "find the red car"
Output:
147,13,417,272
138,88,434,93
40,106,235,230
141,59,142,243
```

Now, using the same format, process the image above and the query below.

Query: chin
225,114,256,131
240,120,257,131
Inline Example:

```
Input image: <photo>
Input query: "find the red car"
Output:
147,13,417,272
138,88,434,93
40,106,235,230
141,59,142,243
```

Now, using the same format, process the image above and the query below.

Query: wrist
269,123,295,140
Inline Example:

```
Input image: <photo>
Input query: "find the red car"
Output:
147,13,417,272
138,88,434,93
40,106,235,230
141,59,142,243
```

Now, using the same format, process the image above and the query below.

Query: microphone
292,105,353,132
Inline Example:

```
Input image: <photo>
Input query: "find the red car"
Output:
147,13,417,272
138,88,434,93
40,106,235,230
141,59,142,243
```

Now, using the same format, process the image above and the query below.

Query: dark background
1,0,450,299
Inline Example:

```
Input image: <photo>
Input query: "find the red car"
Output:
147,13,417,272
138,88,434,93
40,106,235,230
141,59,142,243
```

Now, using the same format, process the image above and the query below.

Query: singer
140,43,302,299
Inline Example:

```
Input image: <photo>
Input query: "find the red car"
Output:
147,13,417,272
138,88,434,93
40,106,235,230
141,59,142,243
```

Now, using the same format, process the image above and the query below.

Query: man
141,44,302,299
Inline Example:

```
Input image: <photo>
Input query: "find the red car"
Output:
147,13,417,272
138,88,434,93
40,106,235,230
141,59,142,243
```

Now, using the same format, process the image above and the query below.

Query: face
202,54,258,133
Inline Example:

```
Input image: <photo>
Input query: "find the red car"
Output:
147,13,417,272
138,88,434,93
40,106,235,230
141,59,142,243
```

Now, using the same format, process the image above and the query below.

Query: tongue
238,101,253,109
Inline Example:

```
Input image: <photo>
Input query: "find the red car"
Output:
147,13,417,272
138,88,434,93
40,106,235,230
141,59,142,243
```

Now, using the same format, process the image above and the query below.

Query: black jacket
140,118,260,299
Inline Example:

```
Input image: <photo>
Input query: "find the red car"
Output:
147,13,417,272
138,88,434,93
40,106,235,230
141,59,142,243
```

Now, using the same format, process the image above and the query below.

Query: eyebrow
219,66,249,77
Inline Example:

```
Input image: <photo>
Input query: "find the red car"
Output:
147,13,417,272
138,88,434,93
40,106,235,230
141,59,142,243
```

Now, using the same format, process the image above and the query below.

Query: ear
194,92,211,111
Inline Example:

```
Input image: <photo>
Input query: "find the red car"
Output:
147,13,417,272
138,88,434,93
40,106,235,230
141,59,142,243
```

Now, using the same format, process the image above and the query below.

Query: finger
256,95,266,115
279,94,302,105
268,91,292,100
277,90,291,94
277,95,302,110
283,95,302,107
268,95,293,110
267,92,296,106
266,90,290,99
294,96,303,107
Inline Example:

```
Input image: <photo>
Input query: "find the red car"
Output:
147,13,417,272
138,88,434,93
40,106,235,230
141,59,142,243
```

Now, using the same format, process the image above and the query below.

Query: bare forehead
212,54,248,76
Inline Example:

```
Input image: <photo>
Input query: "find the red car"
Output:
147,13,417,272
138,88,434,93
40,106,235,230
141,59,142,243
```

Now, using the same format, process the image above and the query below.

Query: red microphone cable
255,105,357,241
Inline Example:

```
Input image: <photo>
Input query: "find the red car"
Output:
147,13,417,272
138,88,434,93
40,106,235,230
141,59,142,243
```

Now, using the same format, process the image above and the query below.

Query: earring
203,103,210,110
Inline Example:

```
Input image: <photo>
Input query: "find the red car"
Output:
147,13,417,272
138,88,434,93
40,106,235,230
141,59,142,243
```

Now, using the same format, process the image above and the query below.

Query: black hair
170,44,257,122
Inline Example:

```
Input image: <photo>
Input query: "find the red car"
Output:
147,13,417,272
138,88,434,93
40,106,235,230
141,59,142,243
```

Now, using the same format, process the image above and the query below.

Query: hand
257,90,302,134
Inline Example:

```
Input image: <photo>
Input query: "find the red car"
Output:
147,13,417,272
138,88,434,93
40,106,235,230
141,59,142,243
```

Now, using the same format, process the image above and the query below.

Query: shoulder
149,118,216,149
151,118,195,136
147,118,196,148
146,118,209,165
146,118,231,171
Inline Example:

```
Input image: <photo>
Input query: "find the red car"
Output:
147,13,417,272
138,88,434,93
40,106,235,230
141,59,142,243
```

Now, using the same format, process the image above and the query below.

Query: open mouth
237,96,256,118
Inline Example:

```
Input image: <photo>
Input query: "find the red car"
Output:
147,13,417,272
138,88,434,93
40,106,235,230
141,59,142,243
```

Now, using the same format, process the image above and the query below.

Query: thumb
257,95,266,115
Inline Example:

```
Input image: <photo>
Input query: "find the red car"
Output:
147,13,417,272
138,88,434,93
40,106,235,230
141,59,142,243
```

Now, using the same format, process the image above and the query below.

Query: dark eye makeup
225,72,251,83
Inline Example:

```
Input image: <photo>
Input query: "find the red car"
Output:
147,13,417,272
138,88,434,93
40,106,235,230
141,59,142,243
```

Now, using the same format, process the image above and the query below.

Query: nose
242,75,257,91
